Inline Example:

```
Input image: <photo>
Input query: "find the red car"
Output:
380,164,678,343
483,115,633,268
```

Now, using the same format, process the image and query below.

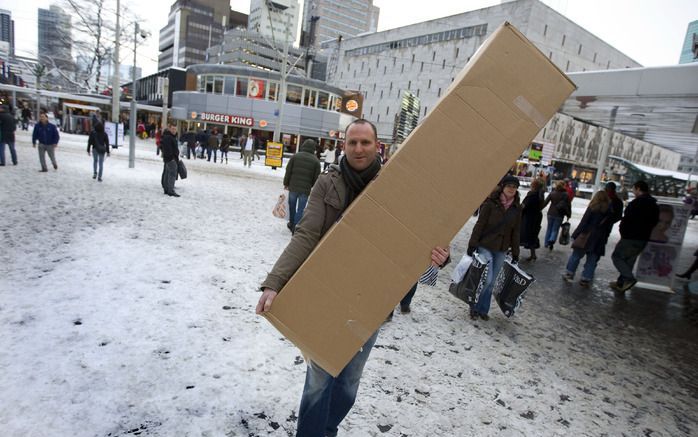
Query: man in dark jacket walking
0,105,17,166
610,180,659,292
160,122,180,197
32,112,60,172
283,139,321,232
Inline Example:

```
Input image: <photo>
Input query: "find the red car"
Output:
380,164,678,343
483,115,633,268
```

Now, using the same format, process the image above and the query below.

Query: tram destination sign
194,112,254,126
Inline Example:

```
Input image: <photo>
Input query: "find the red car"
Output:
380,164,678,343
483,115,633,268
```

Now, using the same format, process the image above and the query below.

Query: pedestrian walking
195,129,207,159
541,181,571,250
160,122,180,197
87,122,110,181
238,134,246,159
283,139,321,233
0,105,17,166
466,175,522,320
256,119,448,437
219,134,230,163
562,190,612,287
323,144,335,171
21,105,32,130
155,128,162,156
180,129,196,159
243,134,255,167
610,180,659,293
32,112,60,172
520,177,545,261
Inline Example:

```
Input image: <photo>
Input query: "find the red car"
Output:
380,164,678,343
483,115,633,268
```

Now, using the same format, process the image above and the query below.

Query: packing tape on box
513,95,547,128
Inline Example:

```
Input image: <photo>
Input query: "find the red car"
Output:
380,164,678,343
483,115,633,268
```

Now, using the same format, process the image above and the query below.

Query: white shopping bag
272,193,287,219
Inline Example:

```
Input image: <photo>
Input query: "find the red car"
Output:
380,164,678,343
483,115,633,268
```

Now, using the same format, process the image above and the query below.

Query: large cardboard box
264,22,576,377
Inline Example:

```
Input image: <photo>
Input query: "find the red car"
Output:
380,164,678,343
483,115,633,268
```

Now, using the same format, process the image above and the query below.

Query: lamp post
273,11,291,144
129,22,148,168
111,0,121,149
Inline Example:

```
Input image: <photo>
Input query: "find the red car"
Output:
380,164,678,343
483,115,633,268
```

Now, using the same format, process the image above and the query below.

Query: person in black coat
562,190,612,287
87,122,110,181
0,105,17,166
160,123,180,197
520,178,545,261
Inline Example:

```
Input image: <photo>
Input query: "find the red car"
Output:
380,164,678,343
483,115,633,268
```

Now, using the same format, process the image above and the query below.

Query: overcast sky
3,0,697,76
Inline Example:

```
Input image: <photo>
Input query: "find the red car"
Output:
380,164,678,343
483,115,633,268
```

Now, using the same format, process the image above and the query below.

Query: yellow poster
265,142,283,167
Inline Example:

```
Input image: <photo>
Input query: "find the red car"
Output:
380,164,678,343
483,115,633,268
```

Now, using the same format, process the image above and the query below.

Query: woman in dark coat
562,190,612,287
541,180,572,250
467,175,522,320
520,178,545,261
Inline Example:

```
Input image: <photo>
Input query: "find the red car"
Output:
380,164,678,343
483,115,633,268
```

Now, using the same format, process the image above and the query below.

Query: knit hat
605,181,617,191
500,175,520,188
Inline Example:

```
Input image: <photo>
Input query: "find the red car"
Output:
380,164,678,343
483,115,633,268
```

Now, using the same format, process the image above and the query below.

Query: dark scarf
339,155,382,209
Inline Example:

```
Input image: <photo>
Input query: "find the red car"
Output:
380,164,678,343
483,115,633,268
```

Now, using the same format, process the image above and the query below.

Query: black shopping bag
493,260,535,318
177,160,187,180
558,222,570,245
448,252,488,305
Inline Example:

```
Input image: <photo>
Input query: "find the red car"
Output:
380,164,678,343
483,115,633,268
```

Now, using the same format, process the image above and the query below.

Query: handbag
272,193,287,219
571,231,590,250
558,222,571,245
176,160,187,179
493,260,535,317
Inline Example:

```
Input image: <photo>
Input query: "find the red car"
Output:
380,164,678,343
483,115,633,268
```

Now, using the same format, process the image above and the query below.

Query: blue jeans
473,247,507,315
544,216,563,246
297,329,379,437
288,192,309,228
92,152,105,179
565,248,601,281
0,141,17,165
207,148,217,162
611,239,647,284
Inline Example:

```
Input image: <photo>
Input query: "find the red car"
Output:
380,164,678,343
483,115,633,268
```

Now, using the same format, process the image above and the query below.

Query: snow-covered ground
1,130,696,437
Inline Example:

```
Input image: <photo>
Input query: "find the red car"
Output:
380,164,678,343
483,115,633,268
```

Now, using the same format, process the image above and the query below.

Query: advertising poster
528,142,543,162
635,203,691,288
265,142,283,168
104,122,124,148
248,79,265,99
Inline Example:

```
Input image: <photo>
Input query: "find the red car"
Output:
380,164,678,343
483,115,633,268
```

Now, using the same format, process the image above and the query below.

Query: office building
326,0,641,141
248,0,300,45
158,0,247,70
0,9,14,57
38,5,73,72
679,20,698,64
301,0,379,47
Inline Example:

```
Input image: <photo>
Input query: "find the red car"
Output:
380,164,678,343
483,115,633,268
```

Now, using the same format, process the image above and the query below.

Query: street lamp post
273,12,291,144
128,22,146,169
111,0,121,149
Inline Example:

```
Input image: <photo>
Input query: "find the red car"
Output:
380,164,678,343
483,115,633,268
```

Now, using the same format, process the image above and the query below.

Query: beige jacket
261,166,348,292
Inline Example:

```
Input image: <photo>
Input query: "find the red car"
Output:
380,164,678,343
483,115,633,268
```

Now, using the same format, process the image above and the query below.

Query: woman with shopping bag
562,190,612,287
466,175,522,320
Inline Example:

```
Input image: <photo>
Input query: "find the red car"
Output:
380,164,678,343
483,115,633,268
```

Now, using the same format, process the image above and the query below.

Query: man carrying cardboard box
257,119,449,437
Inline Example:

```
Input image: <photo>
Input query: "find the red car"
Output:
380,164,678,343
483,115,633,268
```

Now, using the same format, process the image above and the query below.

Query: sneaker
400,304,411,314
579,279,591,287
53,164,58,170
469,308,478,320
562,272,574,283
479,313,490,321
93,174,97,179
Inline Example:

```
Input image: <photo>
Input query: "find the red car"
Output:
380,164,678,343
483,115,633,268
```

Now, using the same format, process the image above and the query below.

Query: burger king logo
191,112,198,119
345,99,359,112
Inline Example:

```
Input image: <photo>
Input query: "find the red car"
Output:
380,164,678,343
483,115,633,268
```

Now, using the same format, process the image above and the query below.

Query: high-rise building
248,0,300,45
679,20,698,64
158,0,247,70
0,9,15,57
38,5,73,72
302,0,379,48
326,0,642,140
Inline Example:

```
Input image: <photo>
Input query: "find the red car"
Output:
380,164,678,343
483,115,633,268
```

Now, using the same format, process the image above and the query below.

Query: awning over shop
63,102,101,112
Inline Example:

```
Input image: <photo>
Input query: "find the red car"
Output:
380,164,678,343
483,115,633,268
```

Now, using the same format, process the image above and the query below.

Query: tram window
286,84,302,104
213,76,224,94
317,92,329,110
224,76,235,95
236,78,248,97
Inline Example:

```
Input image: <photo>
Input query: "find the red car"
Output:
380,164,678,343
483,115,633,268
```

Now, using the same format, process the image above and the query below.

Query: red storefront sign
197,112,254,126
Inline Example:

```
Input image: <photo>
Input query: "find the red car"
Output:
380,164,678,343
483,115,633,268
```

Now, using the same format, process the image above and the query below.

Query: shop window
318,91,329,110
224,76,235,95
286,84,303,104
236,78,248,97
205,76,214,93
196,75,204,92
304,88,317,107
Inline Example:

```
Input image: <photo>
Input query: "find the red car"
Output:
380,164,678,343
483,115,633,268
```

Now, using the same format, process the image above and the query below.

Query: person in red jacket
155,128,162,156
